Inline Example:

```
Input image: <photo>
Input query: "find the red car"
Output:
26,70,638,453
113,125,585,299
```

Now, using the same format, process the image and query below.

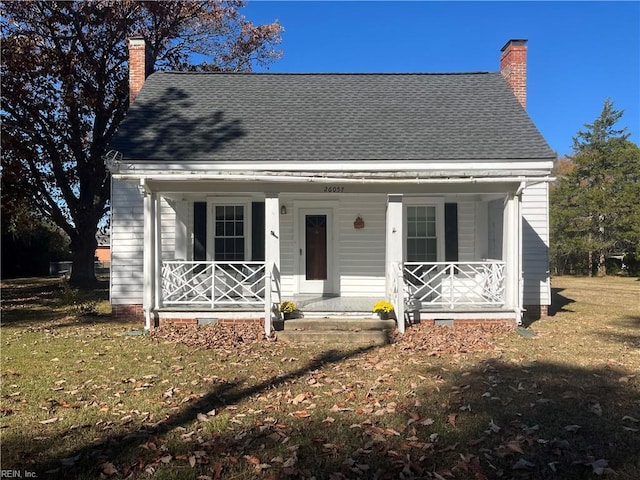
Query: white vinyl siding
111,182,178,305
338,195,386,296
110,180,144,305
279,194,386,297
522,183,551,306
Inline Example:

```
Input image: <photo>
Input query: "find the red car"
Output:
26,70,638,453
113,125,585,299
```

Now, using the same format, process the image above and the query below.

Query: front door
299,209,334,294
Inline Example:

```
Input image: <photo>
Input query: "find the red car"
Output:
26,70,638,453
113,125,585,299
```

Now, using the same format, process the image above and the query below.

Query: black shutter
444,203,458,262
252,202,265,261
193,202,207,261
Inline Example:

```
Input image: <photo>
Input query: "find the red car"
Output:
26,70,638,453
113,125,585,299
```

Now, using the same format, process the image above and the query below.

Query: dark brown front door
305,214,327,280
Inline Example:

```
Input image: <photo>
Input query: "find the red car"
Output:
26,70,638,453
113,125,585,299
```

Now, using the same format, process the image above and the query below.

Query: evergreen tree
551,99,640,276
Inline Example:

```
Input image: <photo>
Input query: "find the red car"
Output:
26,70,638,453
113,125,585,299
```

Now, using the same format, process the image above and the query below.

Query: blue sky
243,1,639,158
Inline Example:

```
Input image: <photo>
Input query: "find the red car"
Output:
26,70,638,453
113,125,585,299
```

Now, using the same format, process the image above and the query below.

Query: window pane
214,204,245,261
407,220,416,237
426,207,435,221
406,205,437,262
426,239,437,262
407,207,418,222
427,220,436,237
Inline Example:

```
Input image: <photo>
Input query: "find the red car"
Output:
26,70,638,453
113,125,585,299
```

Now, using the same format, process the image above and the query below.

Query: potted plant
279,300,298,320
372,300,394,320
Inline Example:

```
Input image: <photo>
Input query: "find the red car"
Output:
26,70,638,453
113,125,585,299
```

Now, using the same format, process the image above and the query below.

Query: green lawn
1,276,639,479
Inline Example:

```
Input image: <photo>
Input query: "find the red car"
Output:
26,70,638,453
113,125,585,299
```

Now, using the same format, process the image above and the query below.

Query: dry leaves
391,323,514,354
150,322,266,351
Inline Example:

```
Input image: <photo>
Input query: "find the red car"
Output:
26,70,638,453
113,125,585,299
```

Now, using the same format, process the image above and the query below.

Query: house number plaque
323,186,345,193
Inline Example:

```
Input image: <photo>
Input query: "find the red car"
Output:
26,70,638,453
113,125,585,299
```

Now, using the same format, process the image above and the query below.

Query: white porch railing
404,261,506,309
161,261,266,308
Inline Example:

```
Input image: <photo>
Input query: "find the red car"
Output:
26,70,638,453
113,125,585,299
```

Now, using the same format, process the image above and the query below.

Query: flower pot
377,312,390,320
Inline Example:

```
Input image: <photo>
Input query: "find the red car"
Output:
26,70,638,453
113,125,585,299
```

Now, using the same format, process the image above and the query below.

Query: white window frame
206,198,252,262
403,198,445,263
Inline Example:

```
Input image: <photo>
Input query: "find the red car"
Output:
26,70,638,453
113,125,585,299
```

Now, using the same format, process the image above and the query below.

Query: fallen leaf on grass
587,458,609,475
512,458,535,470
101,462,118,476
39,417,59,424
60,454,81,466
291,410,311,418
564,424,582,432
588,402,603,417
505,440,524,454
486,419,501,434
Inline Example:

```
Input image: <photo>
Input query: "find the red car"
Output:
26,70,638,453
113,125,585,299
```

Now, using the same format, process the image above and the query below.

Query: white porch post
264,193,281,337
386,195,404,295
154,194,163,310
386,195,405,333
503,192,523,323
142,185,156,330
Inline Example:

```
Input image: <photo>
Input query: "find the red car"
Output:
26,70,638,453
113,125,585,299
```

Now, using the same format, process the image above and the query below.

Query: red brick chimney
128,37,148,105
500,39,527,109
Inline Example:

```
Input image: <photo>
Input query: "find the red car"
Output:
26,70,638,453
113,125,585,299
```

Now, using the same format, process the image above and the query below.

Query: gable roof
110,71,555,163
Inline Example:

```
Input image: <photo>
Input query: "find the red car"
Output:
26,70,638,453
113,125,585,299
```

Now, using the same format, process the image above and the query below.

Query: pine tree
551,99,640,276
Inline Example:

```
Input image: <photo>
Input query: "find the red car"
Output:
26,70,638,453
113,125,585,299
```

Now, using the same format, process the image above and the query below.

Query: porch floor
291,295,379,314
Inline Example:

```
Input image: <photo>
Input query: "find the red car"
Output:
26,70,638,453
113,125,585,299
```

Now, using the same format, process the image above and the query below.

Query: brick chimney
500,39,527,109
128,37,148,105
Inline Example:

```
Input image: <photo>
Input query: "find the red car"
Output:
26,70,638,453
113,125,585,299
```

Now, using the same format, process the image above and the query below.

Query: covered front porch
137,176,526,334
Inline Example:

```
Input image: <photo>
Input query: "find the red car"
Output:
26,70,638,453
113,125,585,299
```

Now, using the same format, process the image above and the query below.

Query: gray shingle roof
110,71,555,162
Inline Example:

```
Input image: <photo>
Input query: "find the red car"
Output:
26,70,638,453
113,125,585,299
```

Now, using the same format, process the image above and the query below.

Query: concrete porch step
274,317,396,345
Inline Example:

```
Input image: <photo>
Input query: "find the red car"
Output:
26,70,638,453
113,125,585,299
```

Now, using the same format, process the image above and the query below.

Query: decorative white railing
161,261,266,308
404,261,506,309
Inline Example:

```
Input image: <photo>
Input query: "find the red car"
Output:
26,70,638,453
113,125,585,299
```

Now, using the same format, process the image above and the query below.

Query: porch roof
110,72,555,165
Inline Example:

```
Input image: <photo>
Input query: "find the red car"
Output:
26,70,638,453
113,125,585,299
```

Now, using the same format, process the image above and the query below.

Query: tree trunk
69,228,98,288
588,250,593,277
597,250,607,277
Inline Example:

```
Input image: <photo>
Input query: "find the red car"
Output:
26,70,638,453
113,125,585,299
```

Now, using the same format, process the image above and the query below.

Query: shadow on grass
410,359,640,480
548,287,575,317
4,345,377,479
0,277,133,328
5,349,640,479
601,316,640,348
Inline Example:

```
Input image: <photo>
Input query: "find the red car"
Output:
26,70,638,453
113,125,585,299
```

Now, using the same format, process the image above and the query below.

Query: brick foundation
452,319,515,327
111,304,144,323
523,305,549,321
418,318,515,327
158,317,264,328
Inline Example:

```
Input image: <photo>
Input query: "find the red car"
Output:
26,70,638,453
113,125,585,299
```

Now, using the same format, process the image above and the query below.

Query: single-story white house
107,38,555,335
